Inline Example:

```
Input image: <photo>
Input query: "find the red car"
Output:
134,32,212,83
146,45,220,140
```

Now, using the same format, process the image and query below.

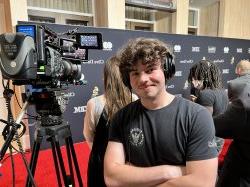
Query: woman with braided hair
188,60,229,153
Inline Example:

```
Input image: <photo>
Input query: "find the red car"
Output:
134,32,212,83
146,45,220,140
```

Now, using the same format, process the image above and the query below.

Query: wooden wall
94,0,125,29
219,0,250,39
199,2,220,37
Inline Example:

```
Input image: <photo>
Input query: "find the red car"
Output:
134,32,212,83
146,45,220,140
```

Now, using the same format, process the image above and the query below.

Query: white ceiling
189,0,219,8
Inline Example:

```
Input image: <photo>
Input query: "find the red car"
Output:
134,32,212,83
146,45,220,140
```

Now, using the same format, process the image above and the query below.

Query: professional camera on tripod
0,24,103,187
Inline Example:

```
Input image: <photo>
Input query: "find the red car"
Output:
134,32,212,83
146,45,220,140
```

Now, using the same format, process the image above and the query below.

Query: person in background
83,56,135,187
104,38,218,187
228,59,250,101
214,59,250,187
188,60,229,153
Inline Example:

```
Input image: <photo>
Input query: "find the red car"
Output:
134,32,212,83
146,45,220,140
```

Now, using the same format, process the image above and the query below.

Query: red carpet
0,141,90,187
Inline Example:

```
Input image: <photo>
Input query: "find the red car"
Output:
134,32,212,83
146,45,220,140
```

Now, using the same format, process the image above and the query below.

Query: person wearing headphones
188,60,229,153
214,60,250,187
104,38,218,187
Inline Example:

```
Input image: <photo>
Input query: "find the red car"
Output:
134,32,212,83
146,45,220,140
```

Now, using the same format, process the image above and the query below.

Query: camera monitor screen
76,33,102,49
16,25,36,40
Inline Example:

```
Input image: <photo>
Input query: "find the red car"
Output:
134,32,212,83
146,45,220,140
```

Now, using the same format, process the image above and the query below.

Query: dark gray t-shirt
196,89,228,116
109,97,218,167
196,89,228,152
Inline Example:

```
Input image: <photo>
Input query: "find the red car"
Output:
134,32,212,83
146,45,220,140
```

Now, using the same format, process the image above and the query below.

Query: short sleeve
196,90,214,107
109,111,123,143
186,109,218,161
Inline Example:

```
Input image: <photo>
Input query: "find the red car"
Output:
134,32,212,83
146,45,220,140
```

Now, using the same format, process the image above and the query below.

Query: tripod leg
49,137,63,187
65,139,75,187
66,136,83,187
54,139,71,186
25,136,43,187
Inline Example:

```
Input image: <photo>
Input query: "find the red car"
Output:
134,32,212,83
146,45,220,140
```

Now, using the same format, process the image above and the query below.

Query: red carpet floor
0,141,90,187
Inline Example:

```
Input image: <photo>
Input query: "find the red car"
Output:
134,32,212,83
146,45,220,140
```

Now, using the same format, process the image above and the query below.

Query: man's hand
162,165,186,179
190,94,197,102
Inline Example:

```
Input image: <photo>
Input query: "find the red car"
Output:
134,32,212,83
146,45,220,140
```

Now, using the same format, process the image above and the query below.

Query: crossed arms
104,142,217,187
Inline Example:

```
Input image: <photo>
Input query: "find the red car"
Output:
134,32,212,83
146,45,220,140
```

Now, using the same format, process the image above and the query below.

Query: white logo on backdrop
231,57,235,64
73,106,87,113
82,59,105,64
167,85,175,89
103,41,113,51
183,80,189,89
91,86,99,98
64,92,75,97
179,59,193,64
222,69,229,74
248,48,250,54
213,59,225,63
175,71,182,77
237,48,243,53
224,47,229,53
174,45,181,53
192,47,200,52
208,46,216,53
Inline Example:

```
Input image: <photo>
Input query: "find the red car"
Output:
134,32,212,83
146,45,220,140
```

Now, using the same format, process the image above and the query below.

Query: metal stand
25,90,83,187
25,121,83,187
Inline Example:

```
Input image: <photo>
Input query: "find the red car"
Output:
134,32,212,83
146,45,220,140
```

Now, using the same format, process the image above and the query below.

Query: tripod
25,91,83,187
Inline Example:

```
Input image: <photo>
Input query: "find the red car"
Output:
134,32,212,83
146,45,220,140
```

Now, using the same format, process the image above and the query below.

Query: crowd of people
83,37,250,187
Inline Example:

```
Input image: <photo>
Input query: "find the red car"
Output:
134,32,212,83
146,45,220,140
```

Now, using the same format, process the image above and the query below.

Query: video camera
0,24,102,88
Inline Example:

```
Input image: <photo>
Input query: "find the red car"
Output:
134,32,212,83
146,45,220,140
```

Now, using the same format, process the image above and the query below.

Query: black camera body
0,24,102,88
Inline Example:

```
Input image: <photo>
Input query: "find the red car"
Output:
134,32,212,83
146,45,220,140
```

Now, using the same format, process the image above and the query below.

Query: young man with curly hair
104,38,218,187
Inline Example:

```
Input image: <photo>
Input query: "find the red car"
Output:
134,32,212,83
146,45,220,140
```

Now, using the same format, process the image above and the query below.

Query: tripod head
26,88,69,126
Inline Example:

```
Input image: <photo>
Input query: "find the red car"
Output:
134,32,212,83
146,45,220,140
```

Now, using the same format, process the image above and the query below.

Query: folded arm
104,141,185,187
156,158,218,187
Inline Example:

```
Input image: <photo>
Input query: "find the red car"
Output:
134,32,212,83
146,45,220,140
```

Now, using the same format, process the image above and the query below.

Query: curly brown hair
117,37,173,88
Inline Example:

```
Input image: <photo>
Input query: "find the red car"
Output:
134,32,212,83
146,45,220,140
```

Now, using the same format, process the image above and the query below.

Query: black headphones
122,52,175,89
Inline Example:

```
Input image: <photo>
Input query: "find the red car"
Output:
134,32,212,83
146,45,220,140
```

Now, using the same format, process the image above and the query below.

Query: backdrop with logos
20,22,250,148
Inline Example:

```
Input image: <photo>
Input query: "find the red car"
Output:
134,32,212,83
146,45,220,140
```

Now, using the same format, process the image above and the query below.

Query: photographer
214,60,250,187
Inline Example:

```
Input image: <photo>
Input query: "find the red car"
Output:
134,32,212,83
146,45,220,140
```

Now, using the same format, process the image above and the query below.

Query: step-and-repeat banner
20,22,250,148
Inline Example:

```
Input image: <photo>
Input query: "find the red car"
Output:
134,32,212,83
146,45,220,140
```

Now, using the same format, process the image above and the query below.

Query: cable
0,83,37,187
